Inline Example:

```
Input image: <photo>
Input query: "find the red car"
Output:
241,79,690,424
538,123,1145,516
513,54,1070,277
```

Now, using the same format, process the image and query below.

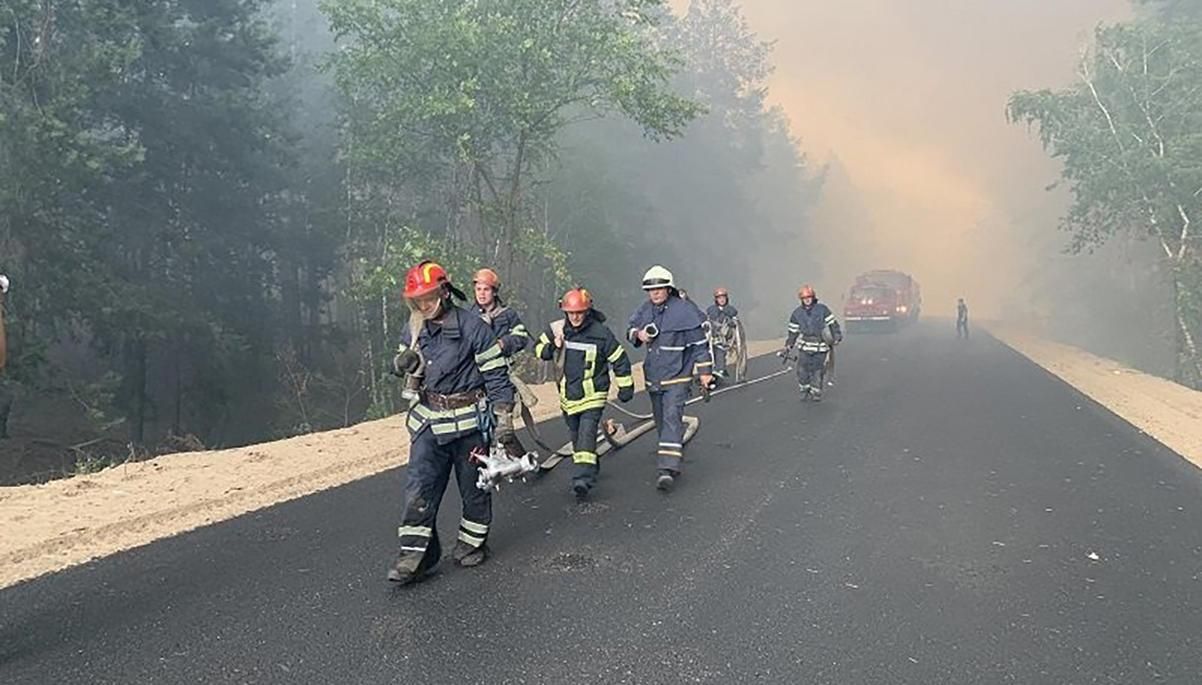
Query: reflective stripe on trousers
565,407,603,486
650,383,690,474
796,351,826,395
396,429,491,565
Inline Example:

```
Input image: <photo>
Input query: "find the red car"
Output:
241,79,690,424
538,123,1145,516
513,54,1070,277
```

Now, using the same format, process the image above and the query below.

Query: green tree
321,0,701,292
1137,0,1202,19
2,1,300,446
545,0,820,328
0,2,146,439
1008,16,1202,384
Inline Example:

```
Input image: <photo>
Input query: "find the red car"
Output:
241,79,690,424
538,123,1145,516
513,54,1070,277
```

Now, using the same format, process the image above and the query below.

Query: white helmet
641,265,675,290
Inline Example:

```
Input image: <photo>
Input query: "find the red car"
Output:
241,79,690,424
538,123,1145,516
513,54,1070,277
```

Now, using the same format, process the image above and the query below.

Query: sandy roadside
990,326,1202,471
0,339,784,589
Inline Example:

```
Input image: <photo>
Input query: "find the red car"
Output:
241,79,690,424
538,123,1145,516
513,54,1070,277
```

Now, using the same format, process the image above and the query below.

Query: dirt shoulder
990,325,1202,471
0,340,782,589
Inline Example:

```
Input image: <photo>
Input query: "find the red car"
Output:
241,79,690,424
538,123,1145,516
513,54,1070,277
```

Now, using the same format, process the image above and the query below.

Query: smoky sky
673,0,1131,317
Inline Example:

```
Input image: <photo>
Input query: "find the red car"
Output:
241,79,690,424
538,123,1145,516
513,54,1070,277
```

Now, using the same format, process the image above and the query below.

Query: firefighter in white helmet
626,265,713,491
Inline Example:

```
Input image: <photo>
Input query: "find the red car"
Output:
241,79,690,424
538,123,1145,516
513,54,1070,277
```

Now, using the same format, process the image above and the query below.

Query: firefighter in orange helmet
706,287,739,379
387,260,514,584
535,288,633,498
780,284,842,401
471,267,533,460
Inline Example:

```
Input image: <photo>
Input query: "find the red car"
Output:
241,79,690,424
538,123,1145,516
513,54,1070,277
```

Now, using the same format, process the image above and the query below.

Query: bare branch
1080,53,1125,156
1177,203,1192,261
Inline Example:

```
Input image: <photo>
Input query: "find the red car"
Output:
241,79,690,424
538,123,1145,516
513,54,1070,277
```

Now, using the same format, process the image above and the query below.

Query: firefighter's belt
422,389,486,411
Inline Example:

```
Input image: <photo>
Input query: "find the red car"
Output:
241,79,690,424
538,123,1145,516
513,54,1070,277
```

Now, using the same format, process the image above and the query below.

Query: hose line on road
605,365,795,421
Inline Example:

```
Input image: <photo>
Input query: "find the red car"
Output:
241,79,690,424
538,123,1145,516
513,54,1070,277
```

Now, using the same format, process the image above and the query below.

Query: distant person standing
956,298,969,339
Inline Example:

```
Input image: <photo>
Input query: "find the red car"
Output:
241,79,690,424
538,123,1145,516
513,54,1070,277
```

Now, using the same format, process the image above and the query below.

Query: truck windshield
850,287,892,303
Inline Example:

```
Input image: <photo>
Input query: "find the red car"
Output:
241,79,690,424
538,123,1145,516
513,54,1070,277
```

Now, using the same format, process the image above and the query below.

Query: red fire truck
844,269,922,332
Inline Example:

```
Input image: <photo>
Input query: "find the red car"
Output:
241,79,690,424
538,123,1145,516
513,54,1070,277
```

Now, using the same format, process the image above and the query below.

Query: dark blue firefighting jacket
706,303,739,326
627,295,713,389
478,303,530,358
534,310,633,415
398,305,514,442
785,301,842,354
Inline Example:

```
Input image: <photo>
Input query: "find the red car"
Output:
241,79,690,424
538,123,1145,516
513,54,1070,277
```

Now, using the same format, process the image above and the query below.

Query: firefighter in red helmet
387,260,514,584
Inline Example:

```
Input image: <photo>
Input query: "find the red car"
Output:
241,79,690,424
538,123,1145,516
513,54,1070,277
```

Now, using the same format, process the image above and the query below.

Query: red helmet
560,288,593,313
714,287,729,299
473,268,500,289
404,260,449,299
798,284,816,300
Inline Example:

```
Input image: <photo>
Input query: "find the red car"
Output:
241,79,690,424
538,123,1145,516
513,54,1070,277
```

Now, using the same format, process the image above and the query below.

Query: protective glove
618,386,634,403
391,349,421,377
492,402,515,436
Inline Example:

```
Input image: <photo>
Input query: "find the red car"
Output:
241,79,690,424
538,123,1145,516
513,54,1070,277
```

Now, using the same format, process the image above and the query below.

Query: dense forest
0,0,820,482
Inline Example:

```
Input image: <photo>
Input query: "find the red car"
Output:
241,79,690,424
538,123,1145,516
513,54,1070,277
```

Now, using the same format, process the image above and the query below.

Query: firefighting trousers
712,342,728,375
957,319,969,339
797,351,827,396
565,408,603,486
650,383,690,474
396,429,491,568
493,403,527,458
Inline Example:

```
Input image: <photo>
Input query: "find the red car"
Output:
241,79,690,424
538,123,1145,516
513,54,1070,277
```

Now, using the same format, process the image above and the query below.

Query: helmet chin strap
408,296,445,321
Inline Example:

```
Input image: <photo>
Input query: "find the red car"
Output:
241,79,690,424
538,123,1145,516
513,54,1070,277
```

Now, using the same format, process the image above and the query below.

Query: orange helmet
714,287,729,299
560,288,593,313
473,268,501,290
404,260,449,299
798,284,816,300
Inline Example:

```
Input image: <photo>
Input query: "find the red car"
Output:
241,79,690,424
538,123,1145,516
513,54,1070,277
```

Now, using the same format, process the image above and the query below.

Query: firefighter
472,267,533,459
956,298,970,339
706,287,740,379
387,260,514,584
781,284,842,402
534,288,634,498
627,265,714,491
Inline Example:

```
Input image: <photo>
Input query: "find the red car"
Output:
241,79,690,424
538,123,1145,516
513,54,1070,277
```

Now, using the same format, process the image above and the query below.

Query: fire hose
604,364,795,422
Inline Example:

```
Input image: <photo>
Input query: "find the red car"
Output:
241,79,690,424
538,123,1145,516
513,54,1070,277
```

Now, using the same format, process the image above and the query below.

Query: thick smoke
677,0,1131,319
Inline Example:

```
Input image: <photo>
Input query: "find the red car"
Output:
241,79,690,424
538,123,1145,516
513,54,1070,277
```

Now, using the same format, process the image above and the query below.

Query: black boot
572,464,598,499
387,551,437,584
656,470,675,491
453,542,489,567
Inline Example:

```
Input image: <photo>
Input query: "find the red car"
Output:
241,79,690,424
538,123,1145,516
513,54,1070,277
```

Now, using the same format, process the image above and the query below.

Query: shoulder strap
549,319,567,381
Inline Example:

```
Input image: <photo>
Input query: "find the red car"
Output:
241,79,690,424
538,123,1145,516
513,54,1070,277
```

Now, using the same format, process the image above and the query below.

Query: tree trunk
1170,269,1202,388
500,133,529,291
302,257,321,361
0,292,7,373
127,337,148,444
0,381,14,440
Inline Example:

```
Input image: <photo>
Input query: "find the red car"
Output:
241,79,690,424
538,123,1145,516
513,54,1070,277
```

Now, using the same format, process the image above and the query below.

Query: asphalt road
3,323,1202,684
